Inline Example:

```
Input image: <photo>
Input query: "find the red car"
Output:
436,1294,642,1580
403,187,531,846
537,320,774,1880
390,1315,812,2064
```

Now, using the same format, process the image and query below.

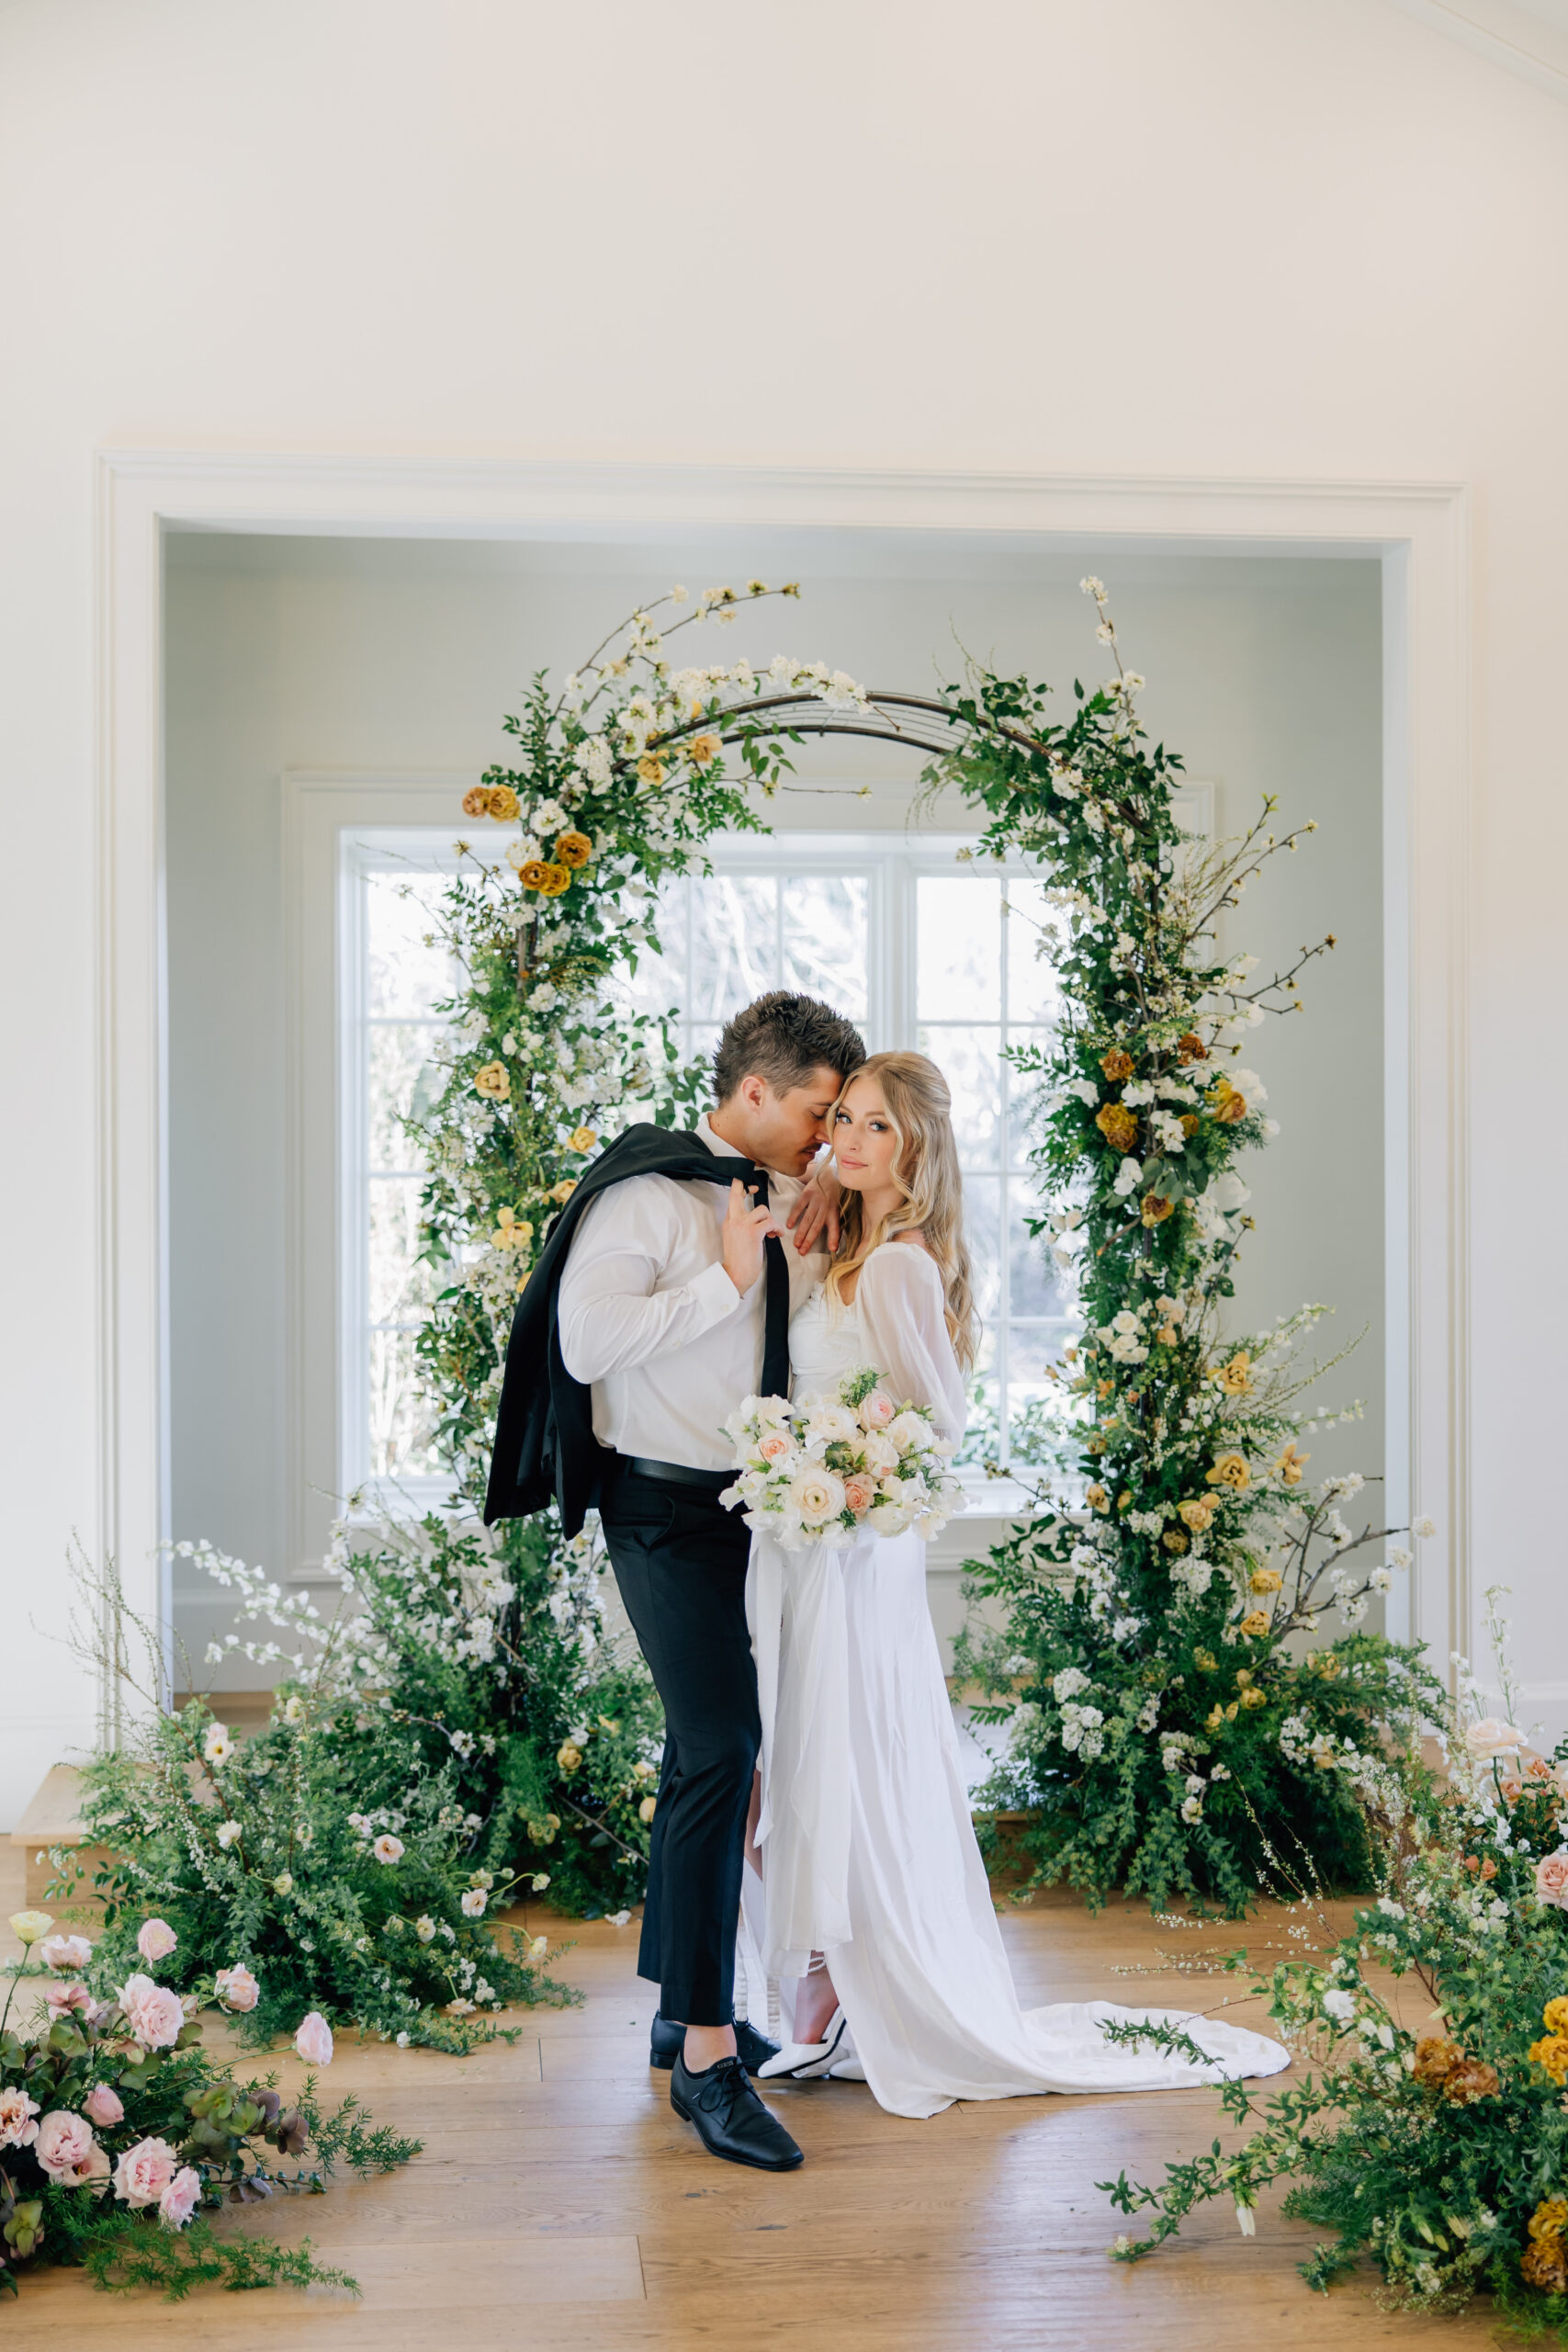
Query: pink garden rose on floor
35,2109,101,2185
39,1931,93,1973
116,1972,186,2050
136,1917,178,1963
214,1962,261,2012
83,2083,124,2128
158,2166,202,2231
1537,1849,1568,1907
112,2134,177,2209
295,2010,334,2065
0,2086,40,2150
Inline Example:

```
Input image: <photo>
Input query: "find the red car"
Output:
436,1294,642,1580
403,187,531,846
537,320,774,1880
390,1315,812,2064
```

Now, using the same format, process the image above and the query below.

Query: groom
484,990,865,2171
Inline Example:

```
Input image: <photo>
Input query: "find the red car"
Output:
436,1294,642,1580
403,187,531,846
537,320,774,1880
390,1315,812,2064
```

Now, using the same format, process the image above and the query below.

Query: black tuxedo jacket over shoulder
482,1123,762,1535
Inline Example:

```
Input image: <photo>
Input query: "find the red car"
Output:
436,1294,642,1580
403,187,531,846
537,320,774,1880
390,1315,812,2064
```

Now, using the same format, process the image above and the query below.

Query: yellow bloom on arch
536,863,573,897
683,734,721,769
1249,1566,1283,1595
518,859,552,891
1544,1996,1568,2038
1238,1609,1271,1639
473,1061,511,1102
488,785,520,822
1275,1442,1311,1486
637,752,668,787
550,1179,578,1204
1206,1453,1251,1492
1085,1483,1111,1513
555,831,593,870
1529,2035,1568,2086
568,1127,599,1154
1211,1352,1252,1396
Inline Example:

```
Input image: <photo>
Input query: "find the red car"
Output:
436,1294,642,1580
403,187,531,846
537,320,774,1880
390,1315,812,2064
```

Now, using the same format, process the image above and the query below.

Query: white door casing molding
96,451,1470,1685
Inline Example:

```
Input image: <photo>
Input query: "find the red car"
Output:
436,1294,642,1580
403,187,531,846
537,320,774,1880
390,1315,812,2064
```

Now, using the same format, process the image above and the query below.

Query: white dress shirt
557,1115,826,1472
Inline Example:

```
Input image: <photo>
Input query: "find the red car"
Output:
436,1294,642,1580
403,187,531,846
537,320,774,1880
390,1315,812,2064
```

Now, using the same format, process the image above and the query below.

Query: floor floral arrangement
1103,1592,1568,2339
1,1904,415,2299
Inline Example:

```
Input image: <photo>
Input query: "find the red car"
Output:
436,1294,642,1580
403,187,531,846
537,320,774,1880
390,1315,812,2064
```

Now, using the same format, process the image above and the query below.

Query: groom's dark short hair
713,991,866,1102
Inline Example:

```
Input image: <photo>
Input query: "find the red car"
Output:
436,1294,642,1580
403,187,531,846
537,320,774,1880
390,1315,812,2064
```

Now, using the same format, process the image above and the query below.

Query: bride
737,1049,1289,2120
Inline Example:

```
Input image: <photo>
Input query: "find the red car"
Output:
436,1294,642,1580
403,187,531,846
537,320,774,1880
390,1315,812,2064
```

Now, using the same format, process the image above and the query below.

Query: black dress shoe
649,2012,781,2075
670,2052,805,2171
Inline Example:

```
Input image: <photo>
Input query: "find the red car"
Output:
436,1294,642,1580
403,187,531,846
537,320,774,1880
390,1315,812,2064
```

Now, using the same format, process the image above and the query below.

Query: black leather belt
624,1455,733,1493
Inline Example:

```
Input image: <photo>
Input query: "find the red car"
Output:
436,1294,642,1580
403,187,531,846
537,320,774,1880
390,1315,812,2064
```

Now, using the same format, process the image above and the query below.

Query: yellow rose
473,1061,511,1102
7,1909,53,1947
550,1179,577,1204
1156,1323,1180,1347
1238,1610,1271,1639
1208,1078,1247,1125
1204,1705,1224,1732
1249,1566,1283,1595
1531,2195,1568,2241
1206,1453,1251,1492
1095,1102,1139,1154
1530,2036,1568,2086
554,830,593,869
683,734,721,769
1179,1498,1214,1532
568,1127,598,1154
518,859,552,891
1275,1442,1311,1487
1239,1685,1268,1708
638,1795,657,1824
1193,1649,1218,1673
1545,1997,1568,2038
1100,1047,1134,1082
493,1207,535,1251
1162,1527,1190,1554
1140,1194,1174,1227
556,1742,582,1774
536,863,573,897
1177,1032,1208,1065
637,752,668,787
1212,1352,1252,1396
1116,1491,1132,1512
461,785,493,819
1085,1484,1111,1513
488,785,521,822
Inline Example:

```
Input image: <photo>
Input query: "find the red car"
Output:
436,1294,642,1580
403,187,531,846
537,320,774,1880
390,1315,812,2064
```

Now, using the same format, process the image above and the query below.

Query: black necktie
750,1168,791,1401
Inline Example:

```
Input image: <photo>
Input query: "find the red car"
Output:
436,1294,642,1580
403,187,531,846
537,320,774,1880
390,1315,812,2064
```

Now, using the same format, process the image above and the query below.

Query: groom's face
728,1066,844,1176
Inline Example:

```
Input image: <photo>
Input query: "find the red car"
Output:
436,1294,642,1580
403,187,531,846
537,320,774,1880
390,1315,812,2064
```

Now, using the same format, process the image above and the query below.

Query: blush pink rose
214,1962,260,2013
0,2086,40,2150
1464,1716,1525,1760
39,1932,94,1973
35,2109,100,2185
44,1981,95,2018
841,1474,876,1516
112,2134,177,2209
1537,1849,1568,1907
758,1432,792,1464
158,2166,202,2231
294,2010,334,2066
84,2084,125,2128
136,1917,178,1963
116,1973,186,2050
857,1388,897,1431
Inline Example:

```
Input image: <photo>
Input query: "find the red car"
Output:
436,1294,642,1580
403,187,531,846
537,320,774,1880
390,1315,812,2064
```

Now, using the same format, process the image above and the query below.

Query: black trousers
596,1464,759,2028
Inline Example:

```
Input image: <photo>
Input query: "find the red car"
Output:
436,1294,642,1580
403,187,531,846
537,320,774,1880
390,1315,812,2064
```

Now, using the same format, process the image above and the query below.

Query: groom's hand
721,1179,780,1295
786,1168,841,1255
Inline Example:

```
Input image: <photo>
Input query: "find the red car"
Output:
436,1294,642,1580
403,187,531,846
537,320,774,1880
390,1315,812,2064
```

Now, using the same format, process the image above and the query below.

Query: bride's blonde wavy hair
824,1050,979,1371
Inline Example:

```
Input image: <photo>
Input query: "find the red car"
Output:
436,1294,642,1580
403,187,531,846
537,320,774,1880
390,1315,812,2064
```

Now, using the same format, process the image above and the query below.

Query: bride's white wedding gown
742,1239,1290,2120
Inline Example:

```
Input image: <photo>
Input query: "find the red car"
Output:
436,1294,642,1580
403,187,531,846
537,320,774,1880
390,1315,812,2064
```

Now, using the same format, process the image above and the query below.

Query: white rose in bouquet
788,1468,847,1527
861,1429,900,1474
886,1410,931,1453
803,1400,860,1446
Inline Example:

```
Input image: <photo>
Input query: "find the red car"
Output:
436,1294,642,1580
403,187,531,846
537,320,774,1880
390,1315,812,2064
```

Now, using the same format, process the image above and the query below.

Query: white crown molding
94,449,1472,1705
1382,0,1568,102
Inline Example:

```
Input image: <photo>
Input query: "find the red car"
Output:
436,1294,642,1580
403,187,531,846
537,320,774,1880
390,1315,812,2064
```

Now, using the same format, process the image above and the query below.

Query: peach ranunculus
137,1917,178,1963
113,2134,178,2209
857,1388,897,1431
842,1474,877,1517
758,1432,793,1464
83,2084,124,2128
39,1931,93,1973
294,2011,334,2067
214,1962,261,2013
116,1973,186,2051
0,2086,41,2150
35,2109,101,2185
159,2166,202,2231
1464,1716,1526,1760
1537,1850,1568,1908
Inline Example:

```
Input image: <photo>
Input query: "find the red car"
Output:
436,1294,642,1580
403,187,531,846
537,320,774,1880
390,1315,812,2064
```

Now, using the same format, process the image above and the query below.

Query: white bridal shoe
758,2007,856,2081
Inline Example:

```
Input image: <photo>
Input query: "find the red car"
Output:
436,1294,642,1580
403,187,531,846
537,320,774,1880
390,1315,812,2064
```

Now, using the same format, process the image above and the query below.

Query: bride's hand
786,1167,841,1255
721,1178,779,1295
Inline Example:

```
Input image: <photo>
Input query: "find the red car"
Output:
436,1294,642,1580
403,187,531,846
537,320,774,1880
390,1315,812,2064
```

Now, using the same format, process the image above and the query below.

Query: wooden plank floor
0,1848,1498,2349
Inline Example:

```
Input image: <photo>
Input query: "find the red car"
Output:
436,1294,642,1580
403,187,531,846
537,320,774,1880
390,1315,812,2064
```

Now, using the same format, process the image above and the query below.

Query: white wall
4,0,1565,1818
163,535,1383,1673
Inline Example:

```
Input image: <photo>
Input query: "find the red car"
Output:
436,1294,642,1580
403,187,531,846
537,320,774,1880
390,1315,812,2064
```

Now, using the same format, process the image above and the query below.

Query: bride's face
831,1077,902,1197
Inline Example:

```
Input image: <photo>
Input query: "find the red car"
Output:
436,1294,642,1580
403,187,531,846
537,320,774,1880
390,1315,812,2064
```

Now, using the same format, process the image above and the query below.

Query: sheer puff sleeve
853,1243,967,1446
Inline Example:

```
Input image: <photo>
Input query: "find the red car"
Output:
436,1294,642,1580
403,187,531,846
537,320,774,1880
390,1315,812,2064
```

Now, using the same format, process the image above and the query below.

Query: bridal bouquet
719,1366,964,1552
